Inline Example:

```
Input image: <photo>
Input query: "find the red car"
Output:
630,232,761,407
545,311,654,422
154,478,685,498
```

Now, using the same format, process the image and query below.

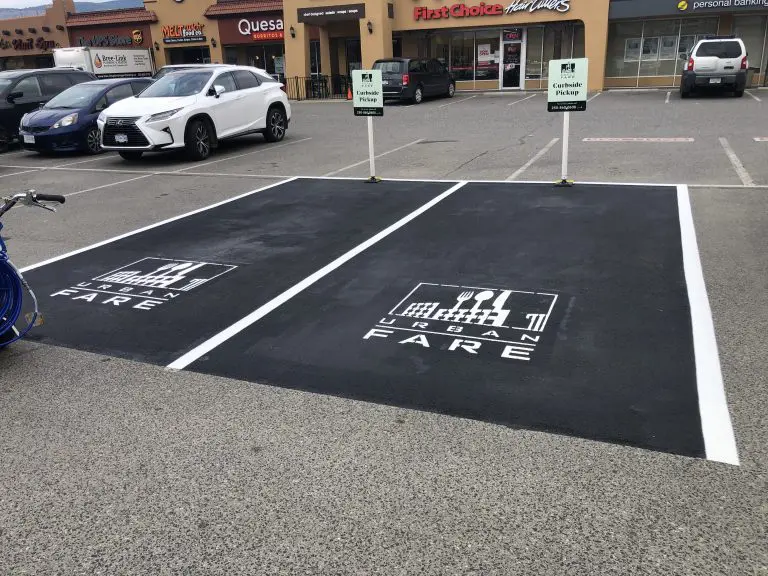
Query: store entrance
501,29,523,89
167,46,211,65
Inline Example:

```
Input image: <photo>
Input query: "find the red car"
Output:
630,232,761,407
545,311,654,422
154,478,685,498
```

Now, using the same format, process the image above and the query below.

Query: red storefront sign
414,3,505,20
252,31,284,41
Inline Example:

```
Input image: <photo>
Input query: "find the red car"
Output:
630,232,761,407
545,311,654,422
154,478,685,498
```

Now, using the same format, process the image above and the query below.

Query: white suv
98,65,291,161
680,36,748,98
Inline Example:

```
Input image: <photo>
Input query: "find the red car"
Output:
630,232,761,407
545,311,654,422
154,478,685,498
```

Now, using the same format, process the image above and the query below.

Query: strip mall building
1,0,767,91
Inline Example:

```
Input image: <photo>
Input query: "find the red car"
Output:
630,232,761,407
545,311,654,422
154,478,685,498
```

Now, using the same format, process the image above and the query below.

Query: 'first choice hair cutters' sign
414,0,569,20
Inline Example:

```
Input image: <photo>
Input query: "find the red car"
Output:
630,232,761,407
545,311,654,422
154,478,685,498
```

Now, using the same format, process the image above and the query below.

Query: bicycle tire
0,257,37,348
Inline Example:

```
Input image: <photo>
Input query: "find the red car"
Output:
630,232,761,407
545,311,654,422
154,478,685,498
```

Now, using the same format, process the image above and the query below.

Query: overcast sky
1,0,114,7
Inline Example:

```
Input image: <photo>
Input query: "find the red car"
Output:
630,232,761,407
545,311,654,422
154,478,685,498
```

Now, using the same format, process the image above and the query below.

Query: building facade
1,0,767,90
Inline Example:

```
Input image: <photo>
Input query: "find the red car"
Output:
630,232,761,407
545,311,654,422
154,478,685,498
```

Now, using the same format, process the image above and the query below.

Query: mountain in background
0,0,143,20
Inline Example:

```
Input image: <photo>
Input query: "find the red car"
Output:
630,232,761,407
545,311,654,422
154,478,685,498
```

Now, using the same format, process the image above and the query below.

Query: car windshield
45,83,104,109
0,78,13,91
696,41,742,58
153,66,203,81
373,61,405,73
140,71,212,98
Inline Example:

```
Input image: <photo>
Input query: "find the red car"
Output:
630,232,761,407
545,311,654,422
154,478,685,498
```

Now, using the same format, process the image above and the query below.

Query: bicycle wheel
0,258,38,348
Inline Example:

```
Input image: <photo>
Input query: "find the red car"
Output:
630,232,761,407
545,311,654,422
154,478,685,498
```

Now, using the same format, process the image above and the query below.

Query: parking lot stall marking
677,184,739,466
174,137,313,173
507,94,537,107
54,155,118,168
719,137,754,187
0,169,40,179
665,91,671,104
322,139,424,177
438,95,478,109
587,92,602,102
745,91,762,102
20,177,299,273
583,138,695,143
506,138,560,181
754,137,768,142
166,180,468,370
66,173,155,198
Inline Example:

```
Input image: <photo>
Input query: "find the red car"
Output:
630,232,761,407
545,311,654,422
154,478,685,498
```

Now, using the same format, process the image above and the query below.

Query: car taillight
687,57,695,71
741,56,748,70
402,74,409,86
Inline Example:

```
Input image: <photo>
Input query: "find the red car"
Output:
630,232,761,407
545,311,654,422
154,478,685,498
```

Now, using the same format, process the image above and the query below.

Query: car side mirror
7,91,22,102
214,85,226,98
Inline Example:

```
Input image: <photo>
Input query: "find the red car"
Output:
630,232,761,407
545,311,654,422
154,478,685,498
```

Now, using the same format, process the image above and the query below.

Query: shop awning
204,0,284,18
66,8,158,27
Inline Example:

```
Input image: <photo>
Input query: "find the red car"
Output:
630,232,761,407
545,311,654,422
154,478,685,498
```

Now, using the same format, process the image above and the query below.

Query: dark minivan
373,58,455,104
0,68,97,151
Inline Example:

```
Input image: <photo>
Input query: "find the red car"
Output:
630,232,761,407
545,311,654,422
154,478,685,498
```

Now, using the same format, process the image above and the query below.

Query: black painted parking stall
23,179,450,364
191,182,705,458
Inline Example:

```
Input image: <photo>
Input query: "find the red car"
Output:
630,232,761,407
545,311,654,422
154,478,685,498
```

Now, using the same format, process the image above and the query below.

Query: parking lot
2,90,768,574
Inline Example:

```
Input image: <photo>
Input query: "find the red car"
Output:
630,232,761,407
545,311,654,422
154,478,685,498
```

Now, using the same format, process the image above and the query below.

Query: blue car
19,78,152,155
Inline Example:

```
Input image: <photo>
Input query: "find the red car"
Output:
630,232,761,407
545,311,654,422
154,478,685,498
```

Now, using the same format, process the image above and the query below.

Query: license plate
709,78,722,84
115,134,128,144
381,80,388,85
23,134,35,144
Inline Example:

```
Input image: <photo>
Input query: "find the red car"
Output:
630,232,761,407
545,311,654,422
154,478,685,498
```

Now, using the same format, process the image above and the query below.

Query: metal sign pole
367,115,376,182
561,111,570,184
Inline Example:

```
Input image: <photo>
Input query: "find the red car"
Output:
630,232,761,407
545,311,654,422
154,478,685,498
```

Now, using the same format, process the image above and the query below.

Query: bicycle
1,190,65,348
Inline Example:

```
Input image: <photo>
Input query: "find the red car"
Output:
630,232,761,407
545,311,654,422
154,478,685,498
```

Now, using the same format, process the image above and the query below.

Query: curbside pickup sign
352,69,383,117
548,58,588,112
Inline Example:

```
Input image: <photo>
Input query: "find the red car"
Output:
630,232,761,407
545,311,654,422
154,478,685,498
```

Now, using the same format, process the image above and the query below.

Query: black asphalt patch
190,182,705,458
23,179,449,364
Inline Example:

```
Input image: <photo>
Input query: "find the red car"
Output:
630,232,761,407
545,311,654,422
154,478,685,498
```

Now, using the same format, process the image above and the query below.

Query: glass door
501,28,524,89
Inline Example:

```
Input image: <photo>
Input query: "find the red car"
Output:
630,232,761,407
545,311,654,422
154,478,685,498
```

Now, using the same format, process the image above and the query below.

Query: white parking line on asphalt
583,137,694,142
665,91,671,104
507,94,537,106
66,173,155,197
175,137,312,172
587,92,602,102
322,138,424,176
54,155,116,168
719,137,754,187
438,95,478,108
677,184,739,466
755,137,768,141
745,90,762,102
166,180,469,370
0,169,39,179
506,138,559,181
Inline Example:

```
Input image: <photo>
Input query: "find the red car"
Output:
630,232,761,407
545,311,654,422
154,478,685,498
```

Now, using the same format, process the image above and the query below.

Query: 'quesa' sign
238,18,284,35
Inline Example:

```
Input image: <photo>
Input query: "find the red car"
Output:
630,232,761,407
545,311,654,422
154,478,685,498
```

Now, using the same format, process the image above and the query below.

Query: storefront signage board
547,58,588,112
413,0,570,20
609,0,768,18
298,4,366,23
162,23,206,44
352,69,383,117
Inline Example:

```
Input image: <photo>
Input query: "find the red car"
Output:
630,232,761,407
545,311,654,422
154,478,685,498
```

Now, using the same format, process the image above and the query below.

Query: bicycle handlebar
34,194,66,204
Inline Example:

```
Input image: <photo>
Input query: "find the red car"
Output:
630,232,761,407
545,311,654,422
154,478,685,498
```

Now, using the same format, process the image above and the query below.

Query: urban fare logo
51,258,237,313
364,282,559,362
414,0,569,20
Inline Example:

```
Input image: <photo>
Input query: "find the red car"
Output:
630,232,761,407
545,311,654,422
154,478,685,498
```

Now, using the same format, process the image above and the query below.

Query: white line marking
665,91,671,104
745,90,761,102
0,169,38,179
587,92,602,102
175,137,312,172
754,137,768,142
54,155,116,168
719,137,754,187
167,181,468,370
66,173,154,197
506,138,560,181
323,139,424,176
20,177,298,273
507,94,537,106
677,184,739,466
438,95,477,108
583,137,694,143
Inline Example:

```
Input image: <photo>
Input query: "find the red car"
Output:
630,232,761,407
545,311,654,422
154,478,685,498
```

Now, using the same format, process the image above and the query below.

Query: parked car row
1,63,291,162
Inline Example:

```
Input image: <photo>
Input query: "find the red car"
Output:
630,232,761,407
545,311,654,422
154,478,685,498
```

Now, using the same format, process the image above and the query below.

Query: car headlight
97,111,106,124
19,113,28,129
52,113,78,129
147,108,182,123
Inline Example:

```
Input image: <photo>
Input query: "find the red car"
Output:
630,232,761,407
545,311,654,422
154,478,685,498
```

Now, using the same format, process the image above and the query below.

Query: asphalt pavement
1,90,767,575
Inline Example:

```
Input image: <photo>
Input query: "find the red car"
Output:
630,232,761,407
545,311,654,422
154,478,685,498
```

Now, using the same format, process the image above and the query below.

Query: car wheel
119,150,143,161
264,106,286,143
413,85,424,104
85,127,102,154
185,118,212,161
447,82,455,98
734,89,744,98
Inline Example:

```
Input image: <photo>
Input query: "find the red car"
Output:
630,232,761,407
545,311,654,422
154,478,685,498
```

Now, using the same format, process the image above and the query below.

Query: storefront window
639,19,679,77
525,27,544,81
475,31,500,81
606,22,643,78
733,15,767,87
450,32,474,82
429,33,450,68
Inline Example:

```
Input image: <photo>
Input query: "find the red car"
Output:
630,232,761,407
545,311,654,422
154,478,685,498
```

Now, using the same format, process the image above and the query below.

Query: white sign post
547,58,588,187
352,69,384,183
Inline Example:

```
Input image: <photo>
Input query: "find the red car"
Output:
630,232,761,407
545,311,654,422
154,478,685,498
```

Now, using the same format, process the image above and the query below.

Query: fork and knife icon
451,289,512,312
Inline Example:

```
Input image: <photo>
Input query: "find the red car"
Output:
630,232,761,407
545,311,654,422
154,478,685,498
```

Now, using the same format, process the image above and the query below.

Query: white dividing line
665,91,671,104
66,173,154,197
587,92,602,102
754,137,768,142
677,184,739,466
20,177,298,273
322,138,423,176
583,137,694,143
438,95,477,108
167,181,468,370
175,137,312,172
745,90,762,102
719,137,754,187
0,169,39,179
54,155,116,168
506,138,560,181
507,94,537,106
